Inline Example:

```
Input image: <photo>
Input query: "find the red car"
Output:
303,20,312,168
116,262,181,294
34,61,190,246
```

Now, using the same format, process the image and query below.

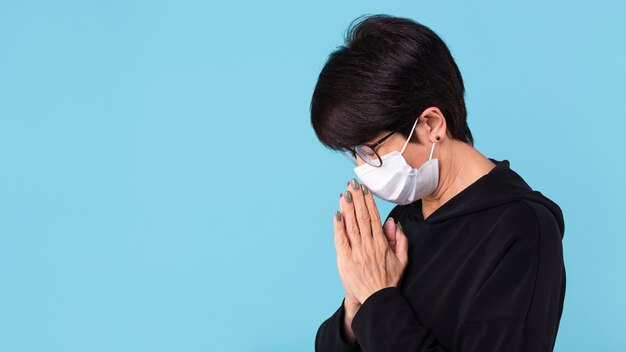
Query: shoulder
488,201,544,250
494,200,539,232
520,199,563,238
494,200,563,249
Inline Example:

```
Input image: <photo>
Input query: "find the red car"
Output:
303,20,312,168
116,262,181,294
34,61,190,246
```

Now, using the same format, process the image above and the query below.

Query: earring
435,135,440,141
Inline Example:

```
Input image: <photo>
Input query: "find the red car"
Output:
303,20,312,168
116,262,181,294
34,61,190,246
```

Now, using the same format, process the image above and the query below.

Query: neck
421,139,496,220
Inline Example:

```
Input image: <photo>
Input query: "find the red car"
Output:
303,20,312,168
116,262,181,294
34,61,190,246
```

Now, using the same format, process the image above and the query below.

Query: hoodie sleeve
349,202,565,352
315,297,362,352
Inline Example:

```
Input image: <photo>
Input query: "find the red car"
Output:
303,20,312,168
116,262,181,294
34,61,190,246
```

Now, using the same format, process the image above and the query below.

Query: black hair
310,14,474,151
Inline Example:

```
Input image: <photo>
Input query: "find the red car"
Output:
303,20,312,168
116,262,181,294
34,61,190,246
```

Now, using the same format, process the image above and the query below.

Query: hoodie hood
405,158,565,238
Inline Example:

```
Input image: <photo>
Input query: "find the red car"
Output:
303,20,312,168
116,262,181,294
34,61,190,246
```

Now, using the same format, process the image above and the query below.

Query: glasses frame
342,119,417,167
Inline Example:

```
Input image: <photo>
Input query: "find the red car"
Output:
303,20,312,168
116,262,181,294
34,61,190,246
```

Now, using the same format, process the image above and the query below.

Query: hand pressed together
334,178,409,305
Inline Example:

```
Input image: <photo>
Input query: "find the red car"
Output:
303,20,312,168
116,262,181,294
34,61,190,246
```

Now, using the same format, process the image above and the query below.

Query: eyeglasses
340,118,418,167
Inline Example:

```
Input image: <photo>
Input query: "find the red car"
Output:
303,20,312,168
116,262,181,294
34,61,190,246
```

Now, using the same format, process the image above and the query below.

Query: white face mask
353,117,439,205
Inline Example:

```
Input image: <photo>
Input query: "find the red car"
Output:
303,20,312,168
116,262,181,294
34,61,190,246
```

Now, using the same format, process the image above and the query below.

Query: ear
420,107,447,143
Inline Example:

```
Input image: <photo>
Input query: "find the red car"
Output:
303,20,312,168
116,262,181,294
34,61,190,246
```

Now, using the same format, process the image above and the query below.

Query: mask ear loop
428,142,435,160
400,116,420,154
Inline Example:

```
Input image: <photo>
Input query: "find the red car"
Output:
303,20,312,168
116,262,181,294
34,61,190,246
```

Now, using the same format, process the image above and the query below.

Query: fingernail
361,184,369,195
340,192,343,198
335,210,341,221
350,178,360,190
387,217,394,224
397,222,403,233
345,190,353,203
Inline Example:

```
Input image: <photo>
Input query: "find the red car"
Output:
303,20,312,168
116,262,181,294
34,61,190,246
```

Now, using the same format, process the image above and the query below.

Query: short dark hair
310,14,474,151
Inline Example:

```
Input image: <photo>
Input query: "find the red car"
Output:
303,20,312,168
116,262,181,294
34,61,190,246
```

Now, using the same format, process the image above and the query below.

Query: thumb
395,221,409,265
383,217,397,251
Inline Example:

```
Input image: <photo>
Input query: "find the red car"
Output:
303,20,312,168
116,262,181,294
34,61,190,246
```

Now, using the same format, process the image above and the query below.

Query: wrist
345,294,360,303
344,297,361,312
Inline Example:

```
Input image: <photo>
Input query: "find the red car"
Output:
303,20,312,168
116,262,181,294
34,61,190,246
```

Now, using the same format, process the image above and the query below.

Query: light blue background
0,1,623,351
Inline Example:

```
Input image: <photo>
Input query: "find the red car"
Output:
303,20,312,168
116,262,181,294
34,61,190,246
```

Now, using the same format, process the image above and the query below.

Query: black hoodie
315,158,566,352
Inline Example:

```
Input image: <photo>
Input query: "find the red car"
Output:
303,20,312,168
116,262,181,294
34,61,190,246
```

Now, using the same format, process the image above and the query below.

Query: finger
395,221,409,265
347,178,373,242
360,183,386,246
333,209,351,257
340,190,361,248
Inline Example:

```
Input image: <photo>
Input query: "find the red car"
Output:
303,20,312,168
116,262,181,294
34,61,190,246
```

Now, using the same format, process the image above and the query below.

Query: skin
335,106,497,343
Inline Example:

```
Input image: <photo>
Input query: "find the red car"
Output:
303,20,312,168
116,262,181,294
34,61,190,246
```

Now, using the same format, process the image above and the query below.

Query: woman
311,15,566,352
